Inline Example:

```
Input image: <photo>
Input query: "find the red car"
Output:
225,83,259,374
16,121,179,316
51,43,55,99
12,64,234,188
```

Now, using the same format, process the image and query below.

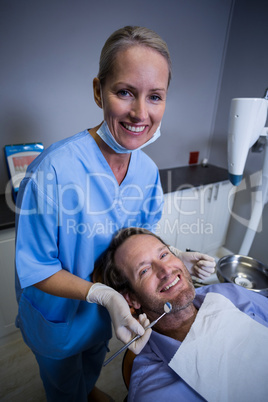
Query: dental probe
103,302,172,367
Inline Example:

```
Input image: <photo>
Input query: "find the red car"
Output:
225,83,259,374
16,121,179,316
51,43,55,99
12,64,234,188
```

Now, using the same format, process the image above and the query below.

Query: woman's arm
35,271,151,352
34,270,92,300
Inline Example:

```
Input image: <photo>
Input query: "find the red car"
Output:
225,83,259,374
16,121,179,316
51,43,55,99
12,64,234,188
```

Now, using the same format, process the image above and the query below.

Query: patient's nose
155,261,173,278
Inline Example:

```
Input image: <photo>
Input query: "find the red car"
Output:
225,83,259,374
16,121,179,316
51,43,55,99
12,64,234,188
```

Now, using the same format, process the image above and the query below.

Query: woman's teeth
123,123,145,133
163,276,180,292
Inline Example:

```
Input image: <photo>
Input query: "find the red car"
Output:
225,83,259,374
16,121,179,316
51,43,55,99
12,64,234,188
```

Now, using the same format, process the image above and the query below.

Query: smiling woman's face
94,45,169,151
114,234,195,318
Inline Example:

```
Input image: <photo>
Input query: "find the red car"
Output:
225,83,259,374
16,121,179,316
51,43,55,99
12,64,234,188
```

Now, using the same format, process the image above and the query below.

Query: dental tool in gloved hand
103,302,172,367
86,283,147,348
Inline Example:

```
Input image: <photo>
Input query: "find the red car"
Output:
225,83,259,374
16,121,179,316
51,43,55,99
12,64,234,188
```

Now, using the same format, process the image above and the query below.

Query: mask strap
100,85,104,108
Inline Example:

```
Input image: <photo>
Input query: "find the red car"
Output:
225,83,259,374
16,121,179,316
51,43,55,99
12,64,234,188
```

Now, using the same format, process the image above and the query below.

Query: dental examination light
227,91,268,255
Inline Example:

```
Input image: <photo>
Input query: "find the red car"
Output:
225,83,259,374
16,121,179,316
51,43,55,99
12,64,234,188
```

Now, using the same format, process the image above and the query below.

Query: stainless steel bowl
216,254,268,297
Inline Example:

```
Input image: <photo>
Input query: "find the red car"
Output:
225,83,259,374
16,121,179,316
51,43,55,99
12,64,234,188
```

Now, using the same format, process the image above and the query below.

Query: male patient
96,227,268,402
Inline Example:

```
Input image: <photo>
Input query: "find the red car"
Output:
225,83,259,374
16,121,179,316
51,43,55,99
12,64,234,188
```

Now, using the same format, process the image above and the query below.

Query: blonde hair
97,26,172,86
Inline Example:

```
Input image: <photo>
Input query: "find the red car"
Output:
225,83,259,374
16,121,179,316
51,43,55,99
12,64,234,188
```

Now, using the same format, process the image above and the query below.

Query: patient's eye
160,251,169,259
140,268,147,276
140,267,149,277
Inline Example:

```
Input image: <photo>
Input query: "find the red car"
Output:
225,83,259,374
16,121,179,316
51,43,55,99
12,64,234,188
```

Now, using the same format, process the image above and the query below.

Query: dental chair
122,349,136,390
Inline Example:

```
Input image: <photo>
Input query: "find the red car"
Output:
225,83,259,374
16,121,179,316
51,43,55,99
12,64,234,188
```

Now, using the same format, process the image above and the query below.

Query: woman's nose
129,98,148,121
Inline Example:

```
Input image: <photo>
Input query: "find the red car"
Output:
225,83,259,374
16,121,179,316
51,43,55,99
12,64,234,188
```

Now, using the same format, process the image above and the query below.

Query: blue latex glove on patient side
86,283,151,354
169,246,215,281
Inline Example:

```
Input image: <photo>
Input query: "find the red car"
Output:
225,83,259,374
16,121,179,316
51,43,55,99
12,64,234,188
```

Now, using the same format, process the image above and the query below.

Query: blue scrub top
15,130,164,358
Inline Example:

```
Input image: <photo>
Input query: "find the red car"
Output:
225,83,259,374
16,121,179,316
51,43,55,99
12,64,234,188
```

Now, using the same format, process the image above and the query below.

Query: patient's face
114,234,195,319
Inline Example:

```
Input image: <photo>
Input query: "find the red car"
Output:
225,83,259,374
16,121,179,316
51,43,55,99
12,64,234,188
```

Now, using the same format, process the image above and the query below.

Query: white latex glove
169,246,215,280
86,283,151,353
129,313,152,354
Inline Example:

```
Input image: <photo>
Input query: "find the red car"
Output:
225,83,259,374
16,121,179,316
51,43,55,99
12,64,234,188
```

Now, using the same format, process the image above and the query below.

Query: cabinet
0,228,18,340
155,180,233,254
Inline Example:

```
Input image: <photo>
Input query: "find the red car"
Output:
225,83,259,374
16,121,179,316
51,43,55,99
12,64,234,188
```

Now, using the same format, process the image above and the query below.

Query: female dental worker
15,26,215,402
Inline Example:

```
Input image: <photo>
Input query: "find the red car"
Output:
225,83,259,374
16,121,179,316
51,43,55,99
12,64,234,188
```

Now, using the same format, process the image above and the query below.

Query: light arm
228,97,268,186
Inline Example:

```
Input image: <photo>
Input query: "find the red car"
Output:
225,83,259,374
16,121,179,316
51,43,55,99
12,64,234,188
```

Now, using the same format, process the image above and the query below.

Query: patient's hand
169,246,215,280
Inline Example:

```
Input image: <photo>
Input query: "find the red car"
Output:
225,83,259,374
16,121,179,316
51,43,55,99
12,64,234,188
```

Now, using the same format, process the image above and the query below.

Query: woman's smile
121,123,147,134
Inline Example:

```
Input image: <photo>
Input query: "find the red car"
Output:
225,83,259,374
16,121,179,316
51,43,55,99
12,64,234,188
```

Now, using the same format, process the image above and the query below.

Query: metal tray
216,254,268,296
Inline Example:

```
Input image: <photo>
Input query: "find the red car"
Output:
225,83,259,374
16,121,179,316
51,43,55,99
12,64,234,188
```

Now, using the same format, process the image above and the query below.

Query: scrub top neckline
87,129,137,188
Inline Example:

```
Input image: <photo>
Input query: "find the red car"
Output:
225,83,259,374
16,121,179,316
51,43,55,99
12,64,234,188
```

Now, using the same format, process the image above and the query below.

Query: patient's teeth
163,276,180,291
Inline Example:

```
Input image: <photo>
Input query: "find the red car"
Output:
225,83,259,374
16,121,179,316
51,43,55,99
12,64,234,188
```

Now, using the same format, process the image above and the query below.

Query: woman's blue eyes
150,95,161,101
118,90,129,97
117,90,161,101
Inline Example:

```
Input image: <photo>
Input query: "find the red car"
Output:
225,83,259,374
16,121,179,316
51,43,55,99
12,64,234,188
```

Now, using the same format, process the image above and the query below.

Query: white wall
210,0,268,263
0,0,233,193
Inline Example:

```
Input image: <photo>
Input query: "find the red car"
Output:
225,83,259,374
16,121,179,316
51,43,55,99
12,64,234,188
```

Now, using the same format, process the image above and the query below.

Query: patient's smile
161,276,180,292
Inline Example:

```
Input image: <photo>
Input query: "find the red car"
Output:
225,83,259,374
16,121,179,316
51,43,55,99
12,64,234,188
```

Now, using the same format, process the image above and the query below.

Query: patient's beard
134,279,196,321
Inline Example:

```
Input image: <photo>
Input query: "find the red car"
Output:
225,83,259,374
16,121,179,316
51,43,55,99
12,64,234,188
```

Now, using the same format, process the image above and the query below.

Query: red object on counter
189,151,199,165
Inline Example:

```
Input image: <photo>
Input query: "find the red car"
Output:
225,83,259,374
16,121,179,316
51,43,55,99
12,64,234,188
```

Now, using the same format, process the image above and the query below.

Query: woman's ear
124,292,141,310
93,77,102,109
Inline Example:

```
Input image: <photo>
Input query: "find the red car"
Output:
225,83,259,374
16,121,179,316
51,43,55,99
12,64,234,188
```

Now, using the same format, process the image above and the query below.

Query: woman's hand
86,283,151,353
128,313,152,354
169,246,215,280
